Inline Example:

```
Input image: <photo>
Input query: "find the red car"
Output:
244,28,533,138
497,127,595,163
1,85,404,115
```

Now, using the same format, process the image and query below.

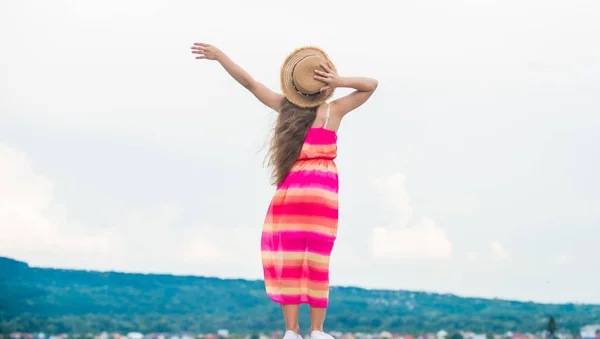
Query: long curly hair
267,97,317,186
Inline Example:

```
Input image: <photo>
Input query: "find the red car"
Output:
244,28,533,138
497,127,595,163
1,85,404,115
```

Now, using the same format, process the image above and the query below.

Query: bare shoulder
311,103,330,128
310,101,343,131
329,78,378,118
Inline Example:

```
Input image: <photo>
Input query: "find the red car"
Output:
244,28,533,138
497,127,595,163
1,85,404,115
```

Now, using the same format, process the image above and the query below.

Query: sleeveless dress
261,105,338,308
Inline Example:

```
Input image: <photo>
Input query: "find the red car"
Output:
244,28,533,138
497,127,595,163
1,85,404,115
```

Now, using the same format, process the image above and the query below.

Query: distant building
462,333,487,339
580,325,600,339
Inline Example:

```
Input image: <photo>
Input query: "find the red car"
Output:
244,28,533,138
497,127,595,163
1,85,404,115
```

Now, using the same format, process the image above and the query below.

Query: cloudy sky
1,0,599,304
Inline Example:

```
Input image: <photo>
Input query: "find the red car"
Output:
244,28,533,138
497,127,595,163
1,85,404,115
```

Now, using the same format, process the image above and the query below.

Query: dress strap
322,104,331,129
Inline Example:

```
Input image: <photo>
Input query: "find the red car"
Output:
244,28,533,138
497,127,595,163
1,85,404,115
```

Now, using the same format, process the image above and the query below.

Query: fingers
314,69,328,76
190,43,209,54
313,75,328,82
320,62,333,74
191,44,208,59
320,86,331,92
325,61,337,75
192,50,207,58
327,61,335,72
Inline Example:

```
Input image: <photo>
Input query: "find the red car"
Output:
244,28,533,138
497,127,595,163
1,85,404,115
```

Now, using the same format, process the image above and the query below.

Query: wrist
336,76,349,88
215,50,226,62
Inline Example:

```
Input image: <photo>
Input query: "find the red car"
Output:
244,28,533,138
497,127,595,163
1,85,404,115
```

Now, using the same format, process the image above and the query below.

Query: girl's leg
309,306,327,332
281,304,301,333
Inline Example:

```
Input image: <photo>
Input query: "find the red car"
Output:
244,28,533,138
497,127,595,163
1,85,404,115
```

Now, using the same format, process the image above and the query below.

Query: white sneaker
310,331,334,339
283,331,302,339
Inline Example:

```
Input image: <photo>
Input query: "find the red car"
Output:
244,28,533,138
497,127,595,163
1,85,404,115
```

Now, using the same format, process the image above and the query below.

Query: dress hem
268,294,329,308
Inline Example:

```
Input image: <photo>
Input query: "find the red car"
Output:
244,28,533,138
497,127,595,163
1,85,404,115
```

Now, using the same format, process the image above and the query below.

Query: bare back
311,103,341,132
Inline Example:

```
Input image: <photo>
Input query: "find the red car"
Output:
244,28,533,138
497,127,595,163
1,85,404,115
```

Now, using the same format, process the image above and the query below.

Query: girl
190,43,378,339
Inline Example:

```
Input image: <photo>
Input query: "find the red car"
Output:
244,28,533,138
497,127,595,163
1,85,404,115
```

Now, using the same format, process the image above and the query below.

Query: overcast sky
1,0,599,304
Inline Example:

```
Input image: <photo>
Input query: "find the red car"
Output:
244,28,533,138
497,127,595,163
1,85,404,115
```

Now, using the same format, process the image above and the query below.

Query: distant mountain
1,256,598,334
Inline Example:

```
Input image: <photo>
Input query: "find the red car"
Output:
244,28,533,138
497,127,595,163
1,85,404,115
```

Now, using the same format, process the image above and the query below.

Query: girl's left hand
314,61,341,92
190,42,222,61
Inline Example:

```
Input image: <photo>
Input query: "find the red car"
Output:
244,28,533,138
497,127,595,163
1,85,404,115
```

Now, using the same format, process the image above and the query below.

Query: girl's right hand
314,61,341,92
190,43,222,60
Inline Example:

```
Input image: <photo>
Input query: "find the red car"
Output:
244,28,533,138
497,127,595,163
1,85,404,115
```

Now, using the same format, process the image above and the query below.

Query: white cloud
466,250,479,258
490,240,509,259
0,143,114,255
176,224,259,264
371,217,453,259
0,143,260,276
554,253,572,266
369,173,453,259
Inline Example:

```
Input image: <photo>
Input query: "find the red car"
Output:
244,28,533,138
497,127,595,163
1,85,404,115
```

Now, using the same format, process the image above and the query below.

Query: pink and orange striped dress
261,108,338,308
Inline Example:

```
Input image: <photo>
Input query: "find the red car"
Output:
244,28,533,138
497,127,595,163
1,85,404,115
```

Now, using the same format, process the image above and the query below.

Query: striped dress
261,108,338,308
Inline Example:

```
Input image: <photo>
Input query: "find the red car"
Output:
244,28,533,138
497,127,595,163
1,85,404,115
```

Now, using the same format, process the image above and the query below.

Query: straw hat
280,46,335,108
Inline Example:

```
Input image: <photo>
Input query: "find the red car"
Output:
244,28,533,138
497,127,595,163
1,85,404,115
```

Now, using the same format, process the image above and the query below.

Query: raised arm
313,61,378,118
191,42,284,112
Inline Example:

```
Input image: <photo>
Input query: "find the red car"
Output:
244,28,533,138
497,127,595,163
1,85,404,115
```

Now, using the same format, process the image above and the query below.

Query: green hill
0,256,598,334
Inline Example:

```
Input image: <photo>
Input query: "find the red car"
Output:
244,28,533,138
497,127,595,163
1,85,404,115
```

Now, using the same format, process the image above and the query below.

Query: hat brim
280,46,335,108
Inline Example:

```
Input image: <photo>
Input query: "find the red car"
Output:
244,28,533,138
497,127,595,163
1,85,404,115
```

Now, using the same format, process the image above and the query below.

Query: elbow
242,78,258,90
242,80,253,89
369,79,379,92
238,74,255,90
